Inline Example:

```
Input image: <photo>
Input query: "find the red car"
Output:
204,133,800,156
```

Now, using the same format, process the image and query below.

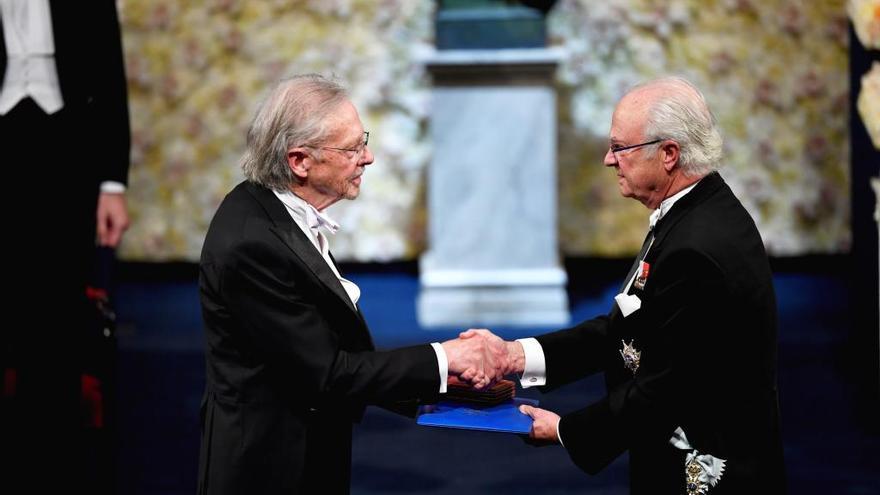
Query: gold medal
686,459,708,494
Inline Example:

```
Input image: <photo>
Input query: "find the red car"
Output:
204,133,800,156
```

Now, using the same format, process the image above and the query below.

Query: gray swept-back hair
630,76,724,177
240,74,348,190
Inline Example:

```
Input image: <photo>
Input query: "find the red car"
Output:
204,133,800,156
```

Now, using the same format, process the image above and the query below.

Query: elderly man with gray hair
464,76,785,494
197,74,507,495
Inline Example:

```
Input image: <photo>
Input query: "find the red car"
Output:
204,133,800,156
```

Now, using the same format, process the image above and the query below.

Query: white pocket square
614,293,641,317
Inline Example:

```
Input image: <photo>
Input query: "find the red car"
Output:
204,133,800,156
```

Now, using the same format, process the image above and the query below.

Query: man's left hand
519,404,561,446
97,192,130,247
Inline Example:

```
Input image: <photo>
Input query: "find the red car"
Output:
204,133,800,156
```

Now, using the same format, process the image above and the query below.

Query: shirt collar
273,189,340,235
650,179,701,230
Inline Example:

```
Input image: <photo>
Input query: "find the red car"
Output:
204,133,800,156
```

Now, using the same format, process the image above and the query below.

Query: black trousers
0,97,100,492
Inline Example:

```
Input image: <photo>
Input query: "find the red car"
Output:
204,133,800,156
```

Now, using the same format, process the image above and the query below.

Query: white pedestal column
418,49,570,327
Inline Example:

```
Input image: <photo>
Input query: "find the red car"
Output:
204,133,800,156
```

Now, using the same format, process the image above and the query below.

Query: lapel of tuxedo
327,249,370,325
607,172,725,322
47,0,77,101
246,182,359,315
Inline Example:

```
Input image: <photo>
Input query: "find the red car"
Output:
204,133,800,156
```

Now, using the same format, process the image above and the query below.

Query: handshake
440,329,525,390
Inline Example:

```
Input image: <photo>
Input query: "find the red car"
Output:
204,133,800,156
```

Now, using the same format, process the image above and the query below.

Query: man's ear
287,148,311,180
660,141,680,172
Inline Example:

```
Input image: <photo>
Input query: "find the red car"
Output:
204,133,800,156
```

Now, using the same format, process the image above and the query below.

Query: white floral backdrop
117,0,852,261
850,0,880,148
552,0,850,256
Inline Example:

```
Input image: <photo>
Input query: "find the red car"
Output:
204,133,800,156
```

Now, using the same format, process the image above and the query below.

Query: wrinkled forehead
611,94,650,140
323,100,364,140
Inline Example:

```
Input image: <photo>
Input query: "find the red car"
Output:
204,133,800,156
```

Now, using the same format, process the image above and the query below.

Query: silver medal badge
619,339,641,374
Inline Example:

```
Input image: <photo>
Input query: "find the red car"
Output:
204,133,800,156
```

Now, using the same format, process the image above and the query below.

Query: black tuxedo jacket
537,172,785,494
198,182,440,495
0,0,130,185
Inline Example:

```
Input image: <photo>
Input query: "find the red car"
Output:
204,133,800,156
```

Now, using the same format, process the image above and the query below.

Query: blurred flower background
851,0,880,148
117,0,855,261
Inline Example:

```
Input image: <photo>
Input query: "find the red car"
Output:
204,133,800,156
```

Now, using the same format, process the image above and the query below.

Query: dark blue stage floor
113,263,879,494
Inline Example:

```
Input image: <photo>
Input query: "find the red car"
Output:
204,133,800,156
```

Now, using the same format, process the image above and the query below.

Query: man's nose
361,145,374,166
603,148,617,167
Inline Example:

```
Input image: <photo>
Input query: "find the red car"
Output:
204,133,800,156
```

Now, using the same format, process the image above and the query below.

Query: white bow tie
649,208,662,230
303,203,339,235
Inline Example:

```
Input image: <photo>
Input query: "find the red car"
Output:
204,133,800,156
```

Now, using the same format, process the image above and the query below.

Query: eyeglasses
319,131,370,158
609,139,662,155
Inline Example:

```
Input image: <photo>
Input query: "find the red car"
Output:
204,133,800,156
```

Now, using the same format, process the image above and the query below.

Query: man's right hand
459,328,525,377
442,331,509,389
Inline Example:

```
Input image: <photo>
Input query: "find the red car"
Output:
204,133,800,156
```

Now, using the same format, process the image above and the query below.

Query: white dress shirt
0,0,63,115
273,189,361,306
272,189,449,393
517,179,702,444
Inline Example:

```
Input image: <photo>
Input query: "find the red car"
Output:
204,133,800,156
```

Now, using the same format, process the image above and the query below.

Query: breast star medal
619,339,641,374
686,459,708,494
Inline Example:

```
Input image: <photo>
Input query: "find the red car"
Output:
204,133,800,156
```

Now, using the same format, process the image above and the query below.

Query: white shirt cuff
430,342,448,394
517,337,546,388
100,181,126,194
556,417,565,447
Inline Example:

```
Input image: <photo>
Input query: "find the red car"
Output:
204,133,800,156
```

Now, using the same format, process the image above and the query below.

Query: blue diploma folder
416,398,538,434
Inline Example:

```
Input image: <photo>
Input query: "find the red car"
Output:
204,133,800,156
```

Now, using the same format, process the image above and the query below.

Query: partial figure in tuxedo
0,0,130,491
465,76,786,494
197,74,507,495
